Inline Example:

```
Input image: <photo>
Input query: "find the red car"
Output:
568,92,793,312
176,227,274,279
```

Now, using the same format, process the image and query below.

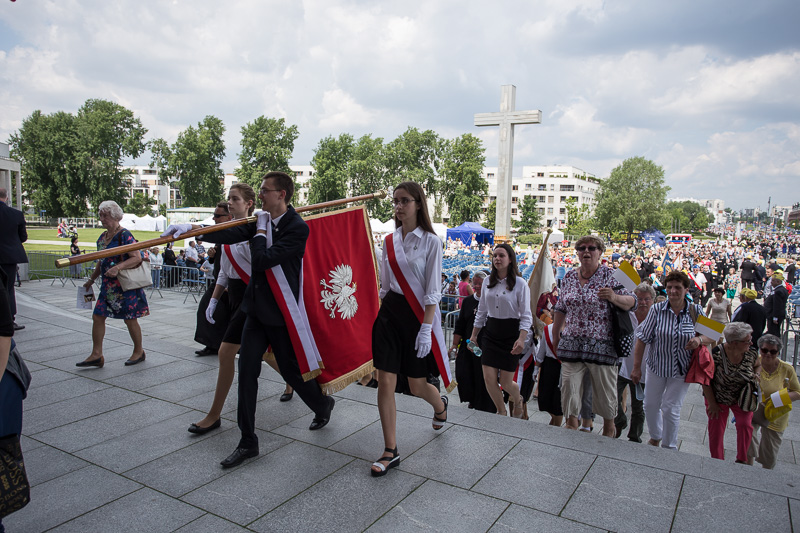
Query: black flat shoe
309,397,335,430
220,446,258,468
13,322,24,331
124,352,146,366
76,356,104,368
280,390,294,402
188,419,221,435
195,347,218,356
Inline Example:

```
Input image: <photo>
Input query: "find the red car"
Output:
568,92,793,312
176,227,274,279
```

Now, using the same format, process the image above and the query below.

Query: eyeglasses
260,188,281,194
212,213,228,218
392,198,416,206
576,246,598,252
760,347,779,355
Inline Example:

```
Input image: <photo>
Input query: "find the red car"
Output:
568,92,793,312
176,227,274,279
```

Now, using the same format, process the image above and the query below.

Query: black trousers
237,316,329,449
766,319,782,337
1,264,17,317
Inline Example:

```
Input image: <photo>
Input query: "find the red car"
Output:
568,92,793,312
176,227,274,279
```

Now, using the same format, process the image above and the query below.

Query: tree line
9,99,488,224
9,99,709,235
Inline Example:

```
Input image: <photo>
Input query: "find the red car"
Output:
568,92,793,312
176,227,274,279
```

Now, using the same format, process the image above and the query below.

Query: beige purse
114,232,152,292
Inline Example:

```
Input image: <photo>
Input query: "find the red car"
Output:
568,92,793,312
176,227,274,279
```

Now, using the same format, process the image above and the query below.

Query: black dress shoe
220,446,258,468
187,419,221,435
13,322,24,331
195,347,218,356
309,397,335,430
280,390,294,402
76,356,104,368
124,352,146,366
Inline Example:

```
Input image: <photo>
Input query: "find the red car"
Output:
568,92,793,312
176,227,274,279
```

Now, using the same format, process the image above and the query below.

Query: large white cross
474,85,541,242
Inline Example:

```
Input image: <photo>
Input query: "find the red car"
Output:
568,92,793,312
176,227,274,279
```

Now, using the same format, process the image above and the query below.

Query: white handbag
117,261,152,292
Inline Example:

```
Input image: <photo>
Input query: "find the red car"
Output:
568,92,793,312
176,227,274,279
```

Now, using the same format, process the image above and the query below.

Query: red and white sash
263,213,324,381
514,342,535,387
223,243,251,284
385,229,455,392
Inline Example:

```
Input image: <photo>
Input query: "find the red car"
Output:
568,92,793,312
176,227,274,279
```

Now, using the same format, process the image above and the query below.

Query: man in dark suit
763,273,789,337
164,172,334,468
0,188,27,330
732,288,767,347
754,261,767,297
740,255,756,290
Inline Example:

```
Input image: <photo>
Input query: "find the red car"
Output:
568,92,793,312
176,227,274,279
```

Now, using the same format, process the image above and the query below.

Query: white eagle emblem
319,264,358,319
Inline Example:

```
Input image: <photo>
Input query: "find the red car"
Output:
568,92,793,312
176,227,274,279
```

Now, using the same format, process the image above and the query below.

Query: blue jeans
151,268,161,288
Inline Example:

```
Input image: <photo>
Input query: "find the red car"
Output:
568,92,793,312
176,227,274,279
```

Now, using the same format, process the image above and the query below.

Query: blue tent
446,222,494,245
640,228,666,247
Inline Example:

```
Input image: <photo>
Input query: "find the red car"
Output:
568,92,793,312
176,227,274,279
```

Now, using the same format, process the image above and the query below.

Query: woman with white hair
703,321,760,463
76,200,149,368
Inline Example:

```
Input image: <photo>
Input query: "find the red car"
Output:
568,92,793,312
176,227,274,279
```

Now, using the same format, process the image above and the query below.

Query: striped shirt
635,299,705,378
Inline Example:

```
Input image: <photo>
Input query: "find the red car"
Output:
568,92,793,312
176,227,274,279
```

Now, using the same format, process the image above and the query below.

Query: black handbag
0,434,30,519
608,285,634,358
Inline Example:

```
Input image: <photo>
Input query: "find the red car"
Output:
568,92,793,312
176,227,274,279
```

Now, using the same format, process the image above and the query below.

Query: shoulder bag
0,435,30,519
608,284,634,358
115,232,152,292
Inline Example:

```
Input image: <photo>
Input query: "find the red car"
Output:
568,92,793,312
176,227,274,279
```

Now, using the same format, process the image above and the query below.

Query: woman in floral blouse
552,235,636,437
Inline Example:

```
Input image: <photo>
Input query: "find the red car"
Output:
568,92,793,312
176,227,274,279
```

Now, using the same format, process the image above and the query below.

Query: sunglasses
212,213,228,218
576,246,598,252
759,348,779,355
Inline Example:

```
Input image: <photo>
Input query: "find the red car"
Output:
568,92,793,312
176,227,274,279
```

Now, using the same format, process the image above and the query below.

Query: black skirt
537,356,563,416
221,278,247,345
372,291,438,379
480,317,521,372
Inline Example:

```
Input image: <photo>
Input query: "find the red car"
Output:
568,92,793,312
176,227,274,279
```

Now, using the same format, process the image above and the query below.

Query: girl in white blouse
370,182,448,477
469,243,532,417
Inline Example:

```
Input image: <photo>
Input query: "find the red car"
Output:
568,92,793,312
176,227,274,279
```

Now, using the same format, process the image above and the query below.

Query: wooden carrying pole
55,191,386,268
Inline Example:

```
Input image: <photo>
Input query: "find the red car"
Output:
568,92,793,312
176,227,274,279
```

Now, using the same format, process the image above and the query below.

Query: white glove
161,223,194,238
205,297,218,324
256,211,270,232
415,323,432,359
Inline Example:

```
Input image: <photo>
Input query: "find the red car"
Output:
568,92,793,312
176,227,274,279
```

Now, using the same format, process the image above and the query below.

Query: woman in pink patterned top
552,235,636,437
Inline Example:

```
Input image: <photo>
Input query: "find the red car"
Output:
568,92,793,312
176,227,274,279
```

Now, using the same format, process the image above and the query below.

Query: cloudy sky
2,0,798,211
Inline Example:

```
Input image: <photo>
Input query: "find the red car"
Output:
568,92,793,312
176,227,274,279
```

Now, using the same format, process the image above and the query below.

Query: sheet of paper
77,286,95,310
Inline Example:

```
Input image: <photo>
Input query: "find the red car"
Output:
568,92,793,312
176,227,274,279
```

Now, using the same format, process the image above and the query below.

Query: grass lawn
25,228,186,251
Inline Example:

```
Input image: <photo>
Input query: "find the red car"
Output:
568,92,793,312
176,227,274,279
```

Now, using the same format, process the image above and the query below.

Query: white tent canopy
118,213,165,232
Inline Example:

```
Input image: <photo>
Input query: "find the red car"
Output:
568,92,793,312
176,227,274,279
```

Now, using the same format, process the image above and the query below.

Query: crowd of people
4,179,800,533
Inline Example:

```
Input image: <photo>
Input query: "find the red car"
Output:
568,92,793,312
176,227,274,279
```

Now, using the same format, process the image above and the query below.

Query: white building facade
122,165,182,212
481,165,599,229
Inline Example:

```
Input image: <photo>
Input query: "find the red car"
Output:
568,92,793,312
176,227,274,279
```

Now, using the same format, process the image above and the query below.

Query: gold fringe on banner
319,361,376,396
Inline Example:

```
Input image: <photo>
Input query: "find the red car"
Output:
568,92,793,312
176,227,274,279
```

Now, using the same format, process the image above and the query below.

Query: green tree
10,100,146,216
594,156,671,239
126,192,157,216
235,116,299,188
10,110,80,216
513,195,541,234
666,200,713,233
564,197,595,236
151,116,226,207
484,199,497,230
347,134,392,220
308,134,353,206
384,127,443,202
76,99,147,210
440,133,487,226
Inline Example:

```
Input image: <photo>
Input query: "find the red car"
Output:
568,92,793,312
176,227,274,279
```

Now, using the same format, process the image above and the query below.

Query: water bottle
466,339,482,357
635,382,645,401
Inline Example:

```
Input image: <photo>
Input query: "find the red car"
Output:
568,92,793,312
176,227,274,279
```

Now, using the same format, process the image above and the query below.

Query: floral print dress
93,229,150,320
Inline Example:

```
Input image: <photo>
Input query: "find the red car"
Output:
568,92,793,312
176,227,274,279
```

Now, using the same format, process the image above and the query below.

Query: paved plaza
5,278,800,532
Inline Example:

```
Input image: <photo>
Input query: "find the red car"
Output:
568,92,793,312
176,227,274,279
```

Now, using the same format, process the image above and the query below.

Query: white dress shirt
216,241,250,288
474,275,532,332
379,226,442,306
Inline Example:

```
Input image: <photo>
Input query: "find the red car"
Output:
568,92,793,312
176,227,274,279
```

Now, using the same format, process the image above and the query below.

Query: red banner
302,206,379,394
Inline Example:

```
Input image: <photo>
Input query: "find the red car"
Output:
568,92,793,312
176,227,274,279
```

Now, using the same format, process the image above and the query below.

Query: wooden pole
55,191,386,268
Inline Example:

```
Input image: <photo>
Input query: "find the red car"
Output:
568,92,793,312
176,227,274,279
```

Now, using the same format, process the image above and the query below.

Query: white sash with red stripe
385,229,455,392
263,213,324,381
514,344,535,387
223,243,251,284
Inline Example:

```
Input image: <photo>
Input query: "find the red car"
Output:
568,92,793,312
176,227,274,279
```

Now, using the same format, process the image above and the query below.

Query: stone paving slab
6,281,800,532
